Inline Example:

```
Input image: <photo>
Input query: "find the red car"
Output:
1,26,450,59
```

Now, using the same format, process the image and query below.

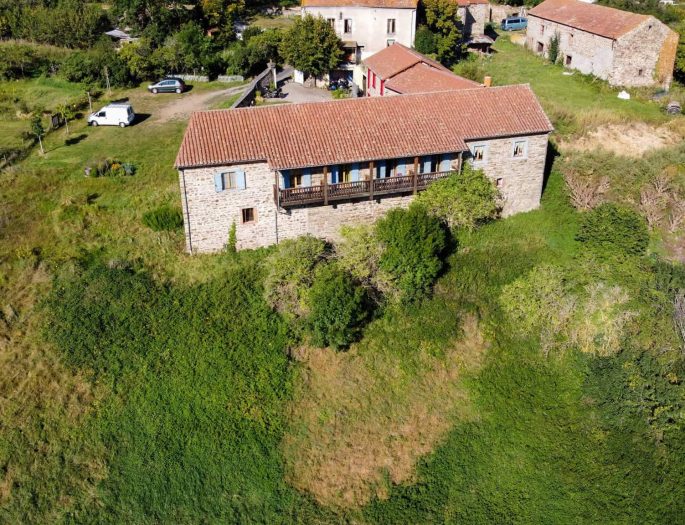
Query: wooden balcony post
369,161,375,200
413,156,419,194
323,166,329,205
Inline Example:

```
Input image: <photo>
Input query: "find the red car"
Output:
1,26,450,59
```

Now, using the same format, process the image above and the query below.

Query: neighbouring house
175,85,553,253
455,0,490,41
526,0,679,88
363,42,482,95
104,28,138,48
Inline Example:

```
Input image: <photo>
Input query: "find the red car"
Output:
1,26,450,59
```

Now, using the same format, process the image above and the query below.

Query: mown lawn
455,34,669,134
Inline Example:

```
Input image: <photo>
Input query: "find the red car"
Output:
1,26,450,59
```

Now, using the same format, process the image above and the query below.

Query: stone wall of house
611,18,677,88
458,4,488,37
179,134,549,253
465,133,549,216
526,16,615,79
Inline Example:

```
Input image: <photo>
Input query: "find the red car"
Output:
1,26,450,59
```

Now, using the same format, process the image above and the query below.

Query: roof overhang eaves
175,158,270,170
527,13,620,40
463,130,554,143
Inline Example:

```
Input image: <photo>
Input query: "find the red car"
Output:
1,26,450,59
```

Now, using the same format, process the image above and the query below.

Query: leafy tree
263,235,327,320
675,23,685,83
119,38,163,81
576,203,649,258
414,25,437,55
375,207,446,303
56,103,75,135
422,0,464,65
279,14,343,78
548,31,561,64
307,263,367,349
30,114,45,154
414,166,499,230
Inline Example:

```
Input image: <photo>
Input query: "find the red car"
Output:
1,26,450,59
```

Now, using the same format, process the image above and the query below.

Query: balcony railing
275,171,452,208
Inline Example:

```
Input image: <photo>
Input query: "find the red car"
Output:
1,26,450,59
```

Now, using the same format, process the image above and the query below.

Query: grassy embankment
1,36,684,523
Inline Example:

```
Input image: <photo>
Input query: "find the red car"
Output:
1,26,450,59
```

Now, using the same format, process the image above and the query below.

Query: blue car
501,17,528,31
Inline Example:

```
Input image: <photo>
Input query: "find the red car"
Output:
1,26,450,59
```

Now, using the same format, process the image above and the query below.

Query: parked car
88,103,135,128
501,17,528,31
147,78,186,94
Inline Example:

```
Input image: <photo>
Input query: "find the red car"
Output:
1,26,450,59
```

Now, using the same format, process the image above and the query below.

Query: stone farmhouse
364,42,482,96
175,85,553,253
526,0,679,88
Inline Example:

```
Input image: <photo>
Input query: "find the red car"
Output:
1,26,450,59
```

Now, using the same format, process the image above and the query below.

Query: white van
88,103,135,128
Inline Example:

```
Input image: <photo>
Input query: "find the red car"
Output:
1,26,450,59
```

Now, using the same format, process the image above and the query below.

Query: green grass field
1,38,685,524
455,34,670,134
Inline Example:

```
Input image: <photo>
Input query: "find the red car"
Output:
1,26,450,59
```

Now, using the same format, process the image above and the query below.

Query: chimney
483,76,492,87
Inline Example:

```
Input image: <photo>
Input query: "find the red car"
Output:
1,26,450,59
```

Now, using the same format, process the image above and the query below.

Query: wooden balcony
275,171,452,208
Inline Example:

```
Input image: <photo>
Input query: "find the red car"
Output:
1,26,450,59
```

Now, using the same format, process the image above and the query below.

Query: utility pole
87,91,92,112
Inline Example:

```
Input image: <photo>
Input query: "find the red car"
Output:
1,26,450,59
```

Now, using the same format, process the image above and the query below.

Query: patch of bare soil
561,122,682,157
282,316,486,508
153,85,246,123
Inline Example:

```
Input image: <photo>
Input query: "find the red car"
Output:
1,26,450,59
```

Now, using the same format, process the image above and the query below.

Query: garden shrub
576,203,649,258
414,165,500,230
500,263,635,356
263,235,327,319
375,207,446,303
307,263,367,349
89,158,136,177
142,206,184,231
336,225,395,300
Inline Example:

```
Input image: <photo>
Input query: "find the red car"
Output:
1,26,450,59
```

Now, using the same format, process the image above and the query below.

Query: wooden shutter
236,170,246,190
377,160,386,178
302,168,312,187
350,163,359,182
422,157,432,174
396,159,406,176
330,165,340,184
439,154,453,172
214,173,224,192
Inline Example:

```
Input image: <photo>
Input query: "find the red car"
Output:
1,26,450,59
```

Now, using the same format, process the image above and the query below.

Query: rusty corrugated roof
175,85,553,170
529,0,649,39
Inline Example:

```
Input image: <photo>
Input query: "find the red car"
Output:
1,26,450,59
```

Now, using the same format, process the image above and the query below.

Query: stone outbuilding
526,0,678,89
175,86,553,253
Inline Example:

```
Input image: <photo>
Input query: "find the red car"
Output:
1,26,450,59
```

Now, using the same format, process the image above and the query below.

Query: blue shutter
330,165,340,184
236,170,246,190
396,159,407,176
377,160,387,179
422,157,432,174
439,154,453,172
214,173,224,192
350,163,359,182
302,168,312,187
280,170,289,189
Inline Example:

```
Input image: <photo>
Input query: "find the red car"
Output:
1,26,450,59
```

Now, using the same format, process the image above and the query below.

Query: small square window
344,19,352,33
387,18,396,35
565,55,572,66
241,207,255,224
496,178,504,188
638,68,644,76
512,140,527,158
537,42,544,53
541,24,545,34
472,145,486,162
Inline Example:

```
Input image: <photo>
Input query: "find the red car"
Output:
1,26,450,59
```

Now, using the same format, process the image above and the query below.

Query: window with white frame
512,140,527,158
344,19,352,33
472,144,487,163
387,39,395,47
387,18,396,34
327,18,335,28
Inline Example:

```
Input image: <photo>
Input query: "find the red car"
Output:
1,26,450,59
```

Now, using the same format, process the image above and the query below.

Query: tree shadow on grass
65,133,88,146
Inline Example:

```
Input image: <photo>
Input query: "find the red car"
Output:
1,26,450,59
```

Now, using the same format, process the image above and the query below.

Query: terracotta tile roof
529,0,649,39
302,0,418,7
364,43,449,79
175,85,553,170
386,63,482,93
455,0,489,5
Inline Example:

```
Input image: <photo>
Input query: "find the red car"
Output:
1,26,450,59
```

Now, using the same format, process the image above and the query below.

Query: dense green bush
414,25,437,56
142,205,183,232
414,166,500,230
60,43,132,87
0,42,72,80
576,203,649,257
263,235,327,319
307,264,367,349
375,207,446,302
